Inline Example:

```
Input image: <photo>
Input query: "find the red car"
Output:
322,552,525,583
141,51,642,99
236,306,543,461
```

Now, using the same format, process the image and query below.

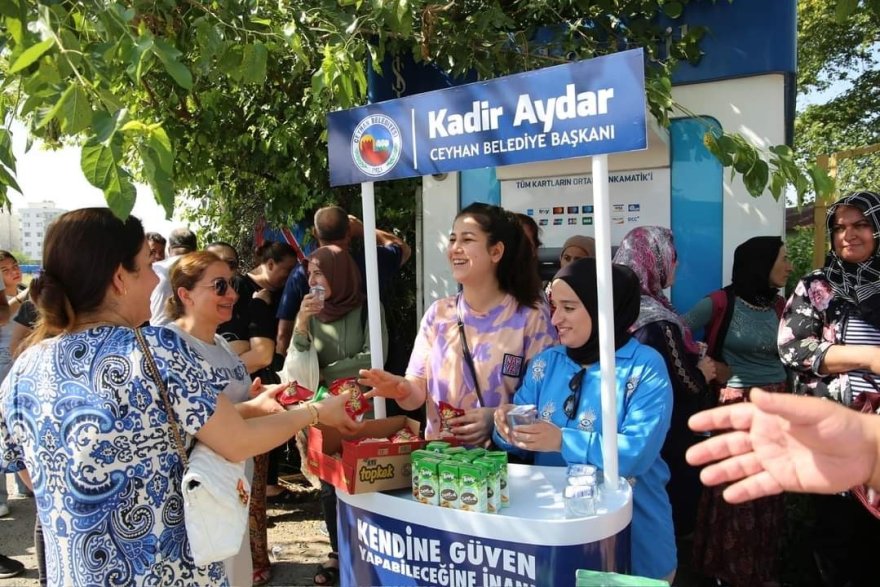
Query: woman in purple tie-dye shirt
360,203,557,445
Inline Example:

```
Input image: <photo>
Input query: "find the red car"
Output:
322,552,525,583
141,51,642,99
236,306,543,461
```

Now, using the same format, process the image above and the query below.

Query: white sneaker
0,504,9,517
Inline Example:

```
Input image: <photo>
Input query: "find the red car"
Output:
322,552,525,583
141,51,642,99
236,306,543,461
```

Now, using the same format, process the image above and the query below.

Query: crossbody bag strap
134,327,189,468
456,294,485,408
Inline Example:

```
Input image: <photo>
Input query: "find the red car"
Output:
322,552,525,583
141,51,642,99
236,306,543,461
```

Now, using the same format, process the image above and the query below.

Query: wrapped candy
389,428,418,443
328,377,371,420
275,381,315,407
438,401,465,436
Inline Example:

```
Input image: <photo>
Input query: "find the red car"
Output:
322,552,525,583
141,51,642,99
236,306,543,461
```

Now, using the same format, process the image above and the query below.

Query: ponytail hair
455,203,542,308
26,208,144,347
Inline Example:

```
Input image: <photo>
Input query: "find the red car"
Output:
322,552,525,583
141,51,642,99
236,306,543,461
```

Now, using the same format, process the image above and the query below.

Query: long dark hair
456,203,542,308
27,208,145,343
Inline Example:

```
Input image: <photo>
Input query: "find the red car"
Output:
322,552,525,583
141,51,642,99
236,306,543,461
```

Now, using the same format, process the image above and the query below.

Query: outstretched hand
686,389,880,504
358,368,410,401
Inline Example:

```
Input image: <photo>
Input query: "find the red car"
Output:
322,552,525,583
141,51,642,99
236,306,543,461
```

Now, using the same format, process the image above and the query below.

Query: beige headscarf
560,235,596,260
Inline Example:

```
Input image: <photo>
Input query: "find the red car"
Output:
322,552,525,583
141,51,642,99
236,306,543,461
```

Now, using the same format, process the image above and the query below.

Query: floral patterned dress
0,326,228,587
778,270,862,405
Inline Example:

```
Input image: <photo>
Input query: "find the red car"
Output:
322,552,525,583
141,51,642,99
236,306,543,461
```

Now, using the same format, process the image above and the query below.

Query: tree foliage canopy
794,0,880,198
0,0,866,229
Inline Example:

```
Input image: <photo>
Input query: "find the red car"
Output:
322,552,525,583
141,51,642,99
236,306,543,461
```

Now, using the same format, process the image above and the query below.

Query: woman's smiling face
550,279,592,348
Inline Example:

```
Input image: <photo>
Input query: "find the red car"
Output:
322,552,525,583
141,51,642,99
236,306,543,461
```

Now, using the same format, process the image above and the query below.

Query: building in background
0,209,22,253
19,200,65,261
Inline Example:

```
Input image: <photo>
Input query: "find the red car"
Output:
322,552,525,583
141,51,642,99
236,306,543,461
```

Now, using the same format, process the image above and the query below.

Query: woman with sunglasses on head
208,241,297,584
493,258,676,582
360,203,557,446
166,251,288,587
0,208,361,587
613,226,715,540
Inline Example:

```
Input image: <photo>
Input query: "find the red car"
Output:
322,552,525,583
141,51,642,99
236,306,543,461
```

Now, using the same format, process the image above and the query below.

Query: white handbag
136,328,251,567
279,334,321,392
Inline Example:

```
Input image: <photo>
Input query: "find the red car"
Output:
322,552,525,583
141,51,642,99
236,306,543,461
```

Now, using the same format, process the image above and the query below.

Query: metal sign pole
360,180,387,418
591,154,619,490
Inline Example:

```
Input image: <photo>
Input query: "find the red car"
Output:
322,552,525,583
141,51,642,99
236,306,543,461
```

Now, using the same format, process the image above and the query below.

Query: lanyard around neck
456,294,485,408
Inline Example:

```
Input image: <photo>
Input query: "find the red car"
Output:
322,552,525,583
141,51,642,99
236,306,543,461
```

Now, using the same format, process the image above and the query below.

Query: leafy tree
0,0,839,229
794,0,880,198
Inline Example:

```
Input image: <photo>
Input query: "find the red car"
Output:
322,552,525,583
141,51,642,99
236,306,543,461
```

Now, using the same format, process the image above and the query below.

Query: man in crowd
146,232,167,263
275,206,411,352
149,227,198,326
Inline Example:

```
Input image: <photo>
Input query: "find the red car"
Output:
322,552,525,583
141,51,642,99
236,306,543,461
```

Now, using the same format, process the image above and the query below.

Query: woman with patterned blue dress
0,208,361,587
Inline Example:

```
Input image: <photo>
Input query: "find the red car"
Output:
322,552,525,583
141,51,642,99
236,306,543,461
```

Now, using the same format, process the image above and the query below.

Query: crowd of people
2,190,880,586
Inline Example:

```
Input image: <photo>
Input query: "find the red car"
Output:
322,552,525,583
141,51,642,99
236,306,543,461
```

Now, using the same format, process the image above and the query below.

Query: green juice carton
474,458,501,513
410,450,432,499
457,462,487,513
415,457,442,505
425,441,451,453
438,461,460,509
442,446,467,456
485,451,510,507
467,447,488,459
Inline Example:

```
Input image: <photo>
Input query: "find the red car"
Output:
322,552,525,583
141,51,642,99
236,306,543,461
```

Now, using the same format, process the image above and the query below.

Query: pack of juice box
410,441,509,513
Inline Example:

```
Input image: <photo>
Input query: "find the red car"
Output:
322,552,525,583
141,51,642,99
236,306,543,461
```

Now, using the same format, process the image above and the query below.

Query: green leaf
60,85,92,134
151,39,193,90
9,38,55,73
4,16,23,45
140,146,175,218
81,140,136,219
241,43,268,84
808,164,836,200
743,158,769,197
662,2,684,19
835,0,858,24
0,129,16,172
0,163,22,195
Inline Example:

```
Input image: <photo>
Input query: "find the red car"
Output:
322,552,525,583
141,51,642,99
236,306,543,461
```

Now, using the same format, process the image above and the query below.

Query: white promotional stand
327,49,650,586
337,465,633,586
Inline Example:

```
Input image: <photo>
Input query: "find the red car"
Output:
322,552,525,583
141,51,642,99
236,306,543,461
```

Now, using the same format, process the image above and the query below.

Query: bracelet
305,402,320,427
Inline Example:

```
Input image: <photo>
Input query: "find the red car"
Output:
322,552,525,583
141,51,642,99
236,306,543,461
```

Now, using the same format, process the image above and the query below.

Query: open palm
687,389,877,503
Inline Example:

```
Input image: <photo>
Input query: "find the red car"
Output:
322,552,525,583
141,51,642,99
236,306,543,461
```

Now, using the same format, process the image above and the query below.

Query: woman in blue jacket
494,258,676,582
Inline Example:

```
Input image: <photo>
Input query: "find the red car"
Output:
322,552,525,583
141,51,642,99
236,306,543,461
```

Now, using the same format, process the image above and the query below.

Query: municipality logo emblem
352,115,402,177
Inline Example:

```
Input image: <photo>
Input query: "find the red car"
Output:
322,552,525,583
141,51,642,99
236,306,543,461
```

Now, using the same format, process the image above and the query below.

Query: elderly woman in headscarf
493,258,676,582
613,226,715,539
778,190,880,587
559,235,596,268
683,236,792,587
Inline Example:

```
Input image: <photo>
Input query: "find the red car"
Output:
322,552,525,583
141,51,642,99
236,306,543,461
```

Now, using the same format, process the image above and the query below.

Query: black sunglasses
200,277,236,296
563,368,586,419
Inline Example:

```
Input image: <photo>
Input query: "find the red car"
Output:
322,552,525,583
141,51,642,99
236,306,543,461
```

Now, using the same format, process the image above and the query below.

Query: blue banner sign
328,49,647,186
337,500,631,586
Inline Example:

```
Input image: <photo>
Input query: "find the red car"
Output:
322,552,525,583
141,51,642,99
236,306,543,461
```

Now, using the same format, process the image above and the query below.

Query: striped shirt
844,315,880,395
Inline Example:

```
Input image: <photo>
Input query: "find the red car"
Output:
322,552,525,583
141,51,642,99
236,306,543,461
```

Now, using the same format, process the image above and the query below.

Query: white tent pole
591,154,619,491
361,181,387,419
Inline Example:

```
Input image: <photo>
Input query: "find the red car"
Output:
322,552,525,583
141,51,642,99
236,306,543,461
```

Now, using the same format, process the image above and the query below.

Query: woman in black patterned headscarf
777,190,880,587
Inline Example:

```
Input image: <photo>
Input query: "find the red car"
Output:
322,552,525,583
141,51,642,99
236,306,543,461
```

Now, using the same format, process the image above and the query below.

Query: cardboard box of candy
306,416,424,494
